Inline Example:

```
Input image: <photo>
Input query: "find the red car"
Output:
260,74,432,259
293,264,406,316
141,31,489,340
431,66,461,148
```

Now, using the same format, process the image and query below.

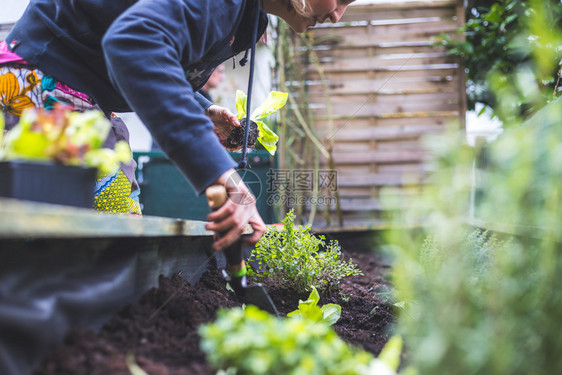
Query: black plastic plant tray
0,161,96,208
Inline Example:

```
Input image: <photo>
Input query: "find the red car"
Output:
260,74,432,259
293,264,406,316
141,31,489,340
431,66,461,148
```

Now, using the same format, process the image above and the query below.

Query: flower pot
0,161,97,208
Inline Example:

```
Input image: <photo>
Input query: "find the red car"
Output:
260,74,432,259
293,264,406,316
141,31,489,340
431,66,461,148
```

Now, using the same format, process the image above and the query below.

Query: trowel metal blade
240,284,280,316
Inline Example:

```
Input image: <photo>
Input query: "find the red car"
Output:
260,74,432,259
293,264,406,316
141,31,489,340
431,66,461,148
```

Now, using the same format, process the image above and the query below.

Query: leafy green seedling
287,286,341,326
199,305,373,375
234,90,287,155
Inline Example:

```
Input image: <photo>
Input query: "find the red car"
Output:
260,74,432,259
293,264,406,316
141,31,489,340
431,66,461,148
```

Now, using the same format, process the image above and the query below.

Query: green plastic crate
133,151,275,223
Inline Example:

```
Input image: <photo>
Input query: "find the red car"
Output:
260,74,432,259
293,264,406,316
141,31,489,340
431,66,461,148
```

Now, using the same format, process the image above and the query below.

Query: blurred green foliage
248,209,362,292
199,305,373,375
385,97,562,374
200,306,415,375
440,0,562,122
0,106,131,176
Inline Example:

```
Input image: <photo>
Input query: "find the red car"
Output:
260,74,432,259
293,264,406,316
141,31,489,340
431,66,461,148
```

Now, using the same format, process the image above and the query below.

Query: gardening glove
205,105,241,151
205,169,266,252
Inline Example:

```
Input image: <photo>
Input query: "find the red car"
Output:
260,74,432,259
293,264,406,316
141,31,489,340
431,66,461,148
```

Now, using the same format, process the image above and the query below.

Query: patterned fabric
95,170,142,215
0,63,141,215
0,65,93,116
0,66,41,116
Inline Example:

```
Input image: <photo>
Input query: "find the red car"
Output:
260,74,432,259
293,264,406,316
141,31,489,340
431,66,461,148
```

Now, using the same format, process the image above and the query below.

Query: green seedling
287,286,341,326
232,90,287,155
199,305,373,375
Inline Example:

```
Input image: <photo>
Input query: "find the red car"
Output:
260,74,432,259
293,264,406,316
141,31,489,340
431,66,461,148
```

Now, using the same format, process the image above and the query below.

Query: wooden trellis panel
300,0,466,228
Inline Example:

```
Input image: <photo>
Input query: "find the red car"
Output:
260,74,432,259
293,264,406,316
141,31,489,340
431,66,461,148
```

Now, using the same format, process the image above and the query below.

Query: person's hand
205,169,266,251
205,105,241,150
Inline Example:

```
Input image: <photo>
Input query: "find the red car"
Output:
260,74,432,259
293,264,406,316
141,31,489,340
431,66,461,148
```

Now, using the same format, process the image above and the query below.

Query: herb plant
234,89,287,155
0,106,131,176
287,286,341,326
199,305,373,375
248,209,363,293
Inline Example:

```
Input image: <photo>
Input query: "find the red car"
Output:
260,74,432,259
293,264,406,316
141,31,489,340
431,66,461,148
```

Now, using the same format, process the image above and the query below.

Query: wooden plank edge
0,198,211,239
0,198,279,239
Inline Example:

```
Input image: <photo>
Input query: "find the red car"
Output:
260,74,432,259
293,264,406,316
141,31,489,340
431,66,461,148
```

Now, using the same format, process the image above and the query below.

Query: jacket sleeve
194,91,213,110
101,0,239,195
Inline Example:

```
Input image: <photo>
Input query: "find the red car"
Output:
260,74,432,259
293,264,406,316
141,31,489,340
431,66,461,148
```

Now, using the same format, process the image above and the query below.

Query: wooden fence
282,0,466,228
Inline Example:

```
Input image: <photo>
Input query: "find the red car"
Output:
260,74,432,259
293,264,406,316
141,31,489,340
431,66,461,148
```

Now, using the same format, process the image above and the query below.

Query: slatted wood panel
300,0,465,227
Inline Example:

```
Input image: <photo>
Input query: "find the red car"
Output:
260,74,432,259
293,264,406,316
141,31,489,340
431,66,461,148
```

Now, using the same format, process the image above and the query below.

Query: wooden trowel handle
205,185,246,274
205,185,228,209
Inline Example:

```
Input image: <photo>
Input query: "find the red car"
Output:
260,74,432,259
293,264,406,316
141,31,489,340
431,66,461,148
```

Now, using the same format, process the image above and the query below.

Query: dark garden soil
225,118,258,151
35,249,395,375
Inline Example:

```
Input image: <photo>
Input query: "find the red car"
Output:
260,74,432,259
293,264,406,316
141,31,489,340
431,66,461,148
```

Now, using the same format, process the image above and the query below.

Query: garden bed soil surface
35,249,394,375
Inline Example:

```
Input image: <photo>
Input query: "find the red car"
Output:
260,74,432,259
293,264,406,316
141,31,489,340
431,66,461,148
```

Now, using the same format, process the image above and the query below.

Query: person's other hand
205,169,266,251
205,105,241,150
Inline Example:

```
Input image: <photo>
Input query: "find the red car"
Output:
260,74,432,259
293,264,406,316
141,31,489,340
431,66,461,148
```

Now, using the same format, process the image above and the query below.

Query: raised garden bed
34,247,394,374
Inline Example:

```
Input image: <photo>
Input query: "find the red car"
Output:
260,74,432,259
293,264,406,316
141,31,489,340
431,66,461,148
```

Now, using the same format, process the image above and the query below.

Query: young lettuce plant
200,305,373,375
229,90,288,155
200,306,414,375
287,286,341,326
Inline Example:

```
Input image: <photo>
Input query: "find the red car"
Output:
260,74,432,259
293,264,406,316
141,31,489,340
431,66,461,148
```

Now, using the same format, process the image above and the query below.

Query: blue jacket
7,0,267,194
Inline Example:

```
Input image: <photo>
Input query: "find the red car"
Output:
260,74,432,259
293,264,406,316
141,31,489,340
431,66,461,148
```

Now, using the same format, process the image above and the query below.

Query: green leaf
251,91,288,120
485,4,502,24
255,120,279,155
235,90,247,119
296,300,323,321
286,309,301,318
505,13,518,25
321,304,341,326
378,336,403,371
287,286,340,325
126,351,149,375
477,105,488,117
308,285,320,305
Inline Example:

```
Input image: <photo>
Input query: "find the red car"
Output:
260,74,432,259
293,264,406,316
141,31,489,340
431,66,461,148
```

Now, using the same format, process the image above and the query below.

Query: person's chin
290,22,310,33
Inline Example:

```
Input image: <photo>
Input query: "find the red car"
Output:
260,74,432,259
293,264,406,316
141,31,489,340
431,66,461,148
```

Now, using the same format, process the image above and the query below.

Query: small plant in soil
200,305,410,375
247,209,363,293
230,89,288,155
224,117,259,150
199,305,374,375
287,285,341,326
